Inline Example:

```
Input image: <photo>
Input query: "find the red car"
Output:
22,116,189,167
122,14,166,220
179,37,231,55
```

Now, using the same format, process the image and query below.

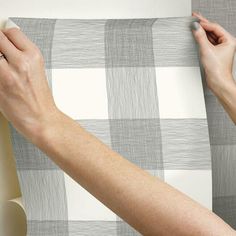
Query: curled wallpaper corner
4,18,20,29
0,31,27,233
0,197,27,236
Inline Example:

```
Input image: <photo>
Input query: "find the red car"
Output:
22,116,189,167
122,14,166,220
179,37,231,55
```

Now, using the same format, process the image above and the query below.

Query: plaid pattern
7,17,212,235
193,0,236,229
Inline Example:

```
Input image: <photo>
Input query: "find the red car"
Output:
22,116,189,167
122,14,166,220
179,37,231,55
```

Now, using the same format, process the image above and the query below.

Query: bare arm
0,25,235,235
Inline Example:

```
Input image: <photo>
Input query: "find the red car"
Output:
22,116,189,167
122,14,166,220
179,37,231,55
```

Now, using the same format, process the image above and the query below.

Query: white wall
0,0,191,28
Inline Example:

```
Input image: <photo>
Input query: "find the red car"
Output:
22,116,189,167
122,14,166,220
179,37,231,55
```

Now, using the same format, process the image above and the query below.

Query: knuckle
28,46,44,63
34,51,43,63
212,22,221,30
16,57,31,74
3,28,19,37
1,72,16,89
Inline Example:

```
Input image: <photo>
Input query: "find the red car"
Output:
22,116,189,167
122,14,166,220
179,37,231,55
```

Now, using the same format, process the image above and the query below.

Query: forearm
28,110,235,236
212,75,236,124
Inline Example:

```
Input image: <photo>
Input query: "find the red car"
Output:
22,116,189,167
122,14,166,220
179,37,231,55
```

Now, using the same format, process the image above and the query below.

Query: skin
192,12,236,124
0,13,235,235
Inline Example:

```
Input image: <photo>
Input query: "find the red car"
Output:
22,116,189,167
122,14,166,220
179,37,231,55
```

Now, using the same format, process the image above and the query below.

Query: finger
206,31,218,44
191,22,211,50
192,12,220,43
0,30,21,62
207,34,217,45
2,27,35,52
0,55,9,68
192,12,209,23
208,31,218,41
0,56,11,83
200,21,230,41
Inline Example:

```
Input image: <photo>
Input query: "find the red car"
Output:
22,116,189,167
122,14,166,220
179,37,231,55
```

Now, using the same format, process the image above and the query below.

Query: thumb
191,21,211,51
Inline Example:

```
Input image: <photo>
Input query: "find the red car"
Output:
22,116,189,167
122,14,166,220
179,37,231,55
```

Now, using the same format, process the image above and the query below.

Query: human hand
191,12,236,96
0,27,60,142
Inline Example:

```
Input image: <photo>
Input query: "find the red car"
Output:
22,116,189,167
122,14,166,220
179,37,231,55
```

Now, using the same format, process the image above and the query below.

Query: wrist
209,73,235,97
212,75,236,105
26,108,66,147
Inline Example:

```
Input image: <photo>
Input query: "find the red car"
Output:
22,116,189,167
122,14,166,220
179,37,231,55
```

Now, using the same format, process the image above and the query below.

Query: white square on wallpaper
155,67,207,119
64,173,117,221
164,170,212,210
52,69,108,120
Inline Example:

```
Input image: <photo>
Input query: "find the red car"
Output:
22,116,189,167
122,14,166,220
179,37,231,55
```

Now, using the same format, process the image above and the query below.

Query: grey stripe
69,221,117,236
105,19,156,67
104,19,163,171
9,124,58,170
109,119,163,170
205,95,236,145
27,221,68,236
214,195,236,229
161,119,211,170
52,19,106,68
9,17,199,68
192,0,236,35
211,145,236,197
17,170,68,221
152,17,199,67
28,221,140,236
116,221,141,236
105,67,160,119
105,20,164,234
9,120,112,170
9,17,56,71
10,119,212,171
78,119,112,147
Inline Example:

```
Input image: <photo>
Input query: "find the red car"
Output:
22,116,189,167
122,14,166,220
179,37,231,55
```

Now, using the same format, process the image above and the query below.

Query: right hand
191,12,236,95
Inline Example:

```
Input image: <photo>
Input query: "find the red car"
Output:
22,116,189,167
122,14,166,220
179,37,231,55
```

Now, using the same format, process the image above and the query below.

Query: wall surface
0,0,191,28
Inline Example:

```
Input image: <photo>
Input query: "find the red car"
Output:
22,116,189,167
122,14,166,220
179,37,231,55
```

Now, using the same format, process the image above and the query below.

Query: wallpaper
3,16,212,235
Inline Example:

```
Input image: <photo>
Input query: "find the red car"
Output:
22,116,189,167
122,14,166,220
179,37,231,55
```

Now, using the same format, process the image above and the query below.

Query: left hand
0,27,60,142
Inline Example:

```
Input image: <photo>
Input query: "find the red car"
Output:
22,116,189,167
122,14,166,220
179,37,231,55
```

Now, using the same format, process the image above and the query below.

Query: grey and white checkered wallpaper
6,5,236,233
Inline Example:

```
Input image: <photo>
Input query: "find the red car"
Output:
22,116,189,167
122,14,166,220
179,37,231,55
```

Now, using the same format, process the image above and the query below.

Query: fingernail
191,21,200,31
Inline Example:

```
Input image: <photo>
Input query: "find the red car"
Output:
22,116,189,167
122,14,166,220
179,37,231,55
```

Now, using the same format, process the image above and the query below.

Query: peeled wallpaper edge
0,19,27,236
5,18,20,29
